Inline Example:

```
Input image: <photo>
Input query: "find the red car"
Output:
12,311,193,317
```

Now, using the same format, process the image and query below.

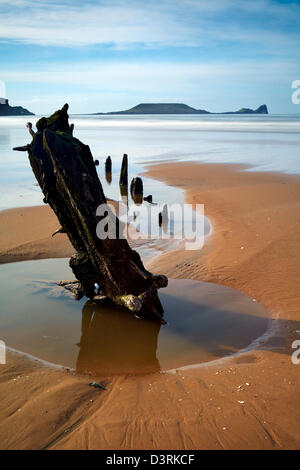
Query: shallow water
0,258,270,375
1,114,300,210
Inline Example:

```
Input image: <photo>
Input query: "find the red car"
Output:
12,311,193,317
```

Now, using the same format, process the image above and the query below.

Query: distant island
93,103,268,115
0,98,34,116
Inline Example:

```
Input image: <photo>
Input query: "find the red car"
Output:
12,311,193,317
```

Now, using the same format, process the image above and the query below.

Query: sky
0,0,300,114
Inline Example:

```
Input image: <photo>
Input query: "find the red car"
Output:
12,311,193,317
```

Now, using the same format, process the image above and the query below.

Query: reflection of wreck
0,97,34,115
76,301,161,376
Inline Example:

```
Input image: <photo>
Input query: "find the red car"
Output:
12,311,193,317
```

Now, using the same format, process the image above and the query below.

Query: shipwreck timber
13,104,167,322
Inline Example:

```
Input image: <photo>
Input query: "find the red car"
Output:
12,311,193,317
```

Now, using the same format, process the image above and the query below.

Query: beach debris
119,155,129,203
238,400,245,404
130,177,143,205
237,382,250,392
13,375,22,382
119,153,128,187
89,381,106,390
143,195,153,203
15,104,168,322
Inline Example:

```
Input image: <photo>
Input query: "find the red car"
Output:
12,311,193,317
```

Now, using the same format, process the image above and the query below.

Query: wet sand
0,205,73,264
0,162,300,449
0,201,165,264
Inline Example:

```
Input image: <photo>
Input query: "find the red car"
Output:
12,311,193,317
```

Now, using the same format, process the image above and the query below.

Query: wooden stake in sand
119,153,128,187
130,177,144,205
13,104,167,323
105,156,112,173
105,156,112,184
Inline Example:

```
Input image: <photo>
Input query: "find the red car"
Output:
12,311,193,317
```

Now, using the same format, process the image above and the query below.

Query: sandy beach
0,161,299,450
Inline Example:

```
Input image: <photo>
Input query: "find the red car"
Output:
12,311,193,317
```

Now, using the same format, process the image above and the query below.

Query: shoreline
1,258,274,375
0,161,299,449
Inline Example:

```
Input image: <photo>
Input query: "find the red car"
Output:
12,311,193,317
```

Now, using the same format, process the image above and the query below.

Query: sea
0,113,300,211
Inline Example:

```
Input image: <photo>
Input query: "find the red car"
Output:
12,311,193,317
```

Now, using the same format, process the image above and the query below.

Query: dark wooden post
105,156,112,184
119,153,128,187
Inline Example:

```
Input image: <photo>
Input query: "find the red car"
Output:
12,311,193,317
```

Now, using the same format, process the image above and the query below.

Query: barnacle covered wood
17,104,167,322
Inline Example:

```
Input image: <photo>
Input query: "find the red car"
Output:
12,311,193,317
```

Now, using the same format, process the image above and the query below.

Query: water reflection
74,278,270,375
0,127,10,150
0,259,273,375
105,156,112,185
76,300,160,376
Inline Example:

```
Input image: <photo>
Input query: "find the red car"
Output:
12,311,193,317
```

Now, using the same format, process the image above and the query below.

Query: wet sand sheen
0,258,269,374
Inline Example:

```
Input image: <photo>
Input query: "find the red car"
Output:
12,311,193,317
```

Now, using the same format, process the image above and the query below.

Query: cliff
0,103,34,116
223,104,268,115
107,103,209,115
93,103,268,115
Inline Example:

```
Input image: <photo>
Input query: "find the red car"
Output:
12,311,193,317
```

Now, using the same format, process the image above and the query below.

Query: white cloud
0,0,299,50
2,59,297,86
3,58,298,113
0,1,195,47
1,0,299,114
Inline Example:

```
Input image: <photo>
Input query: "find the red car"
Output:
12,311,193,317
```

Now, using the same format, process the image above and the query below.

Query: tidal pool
0,258,270,375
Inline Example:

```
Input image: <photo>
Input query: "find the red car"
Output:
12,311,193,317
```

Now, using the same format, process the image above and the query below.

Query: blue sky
0,0,299,114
